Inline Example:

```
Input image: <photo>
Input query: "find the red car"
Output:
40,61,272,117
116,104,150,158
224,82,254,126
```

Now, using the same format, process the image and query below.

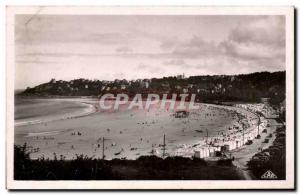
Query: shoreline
15,99,97,127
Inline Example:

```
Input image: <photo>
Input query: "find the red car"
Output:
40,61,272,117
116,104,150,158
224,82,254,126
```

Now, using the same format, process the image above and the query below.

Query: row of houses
49,77,227,95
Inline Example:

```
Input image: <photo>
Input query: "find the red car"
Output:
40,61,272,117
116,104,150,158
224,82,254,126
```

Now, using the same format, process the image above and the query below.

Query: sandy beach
14,97,260,160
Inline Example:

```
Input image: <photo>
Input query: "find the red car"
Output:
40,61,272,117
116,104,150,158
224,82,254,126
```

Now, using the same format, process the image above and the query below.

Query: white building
121,84,126,90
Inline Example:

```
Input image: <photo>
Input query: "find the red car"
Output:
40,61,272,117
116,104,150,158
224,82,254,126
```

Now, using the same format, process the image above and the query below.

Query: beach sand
14,97,254,160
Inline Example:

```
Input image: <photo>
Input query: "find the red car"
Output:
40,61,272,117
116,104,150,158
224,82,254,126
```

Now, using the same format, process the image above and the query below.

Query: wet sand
15,97,96,126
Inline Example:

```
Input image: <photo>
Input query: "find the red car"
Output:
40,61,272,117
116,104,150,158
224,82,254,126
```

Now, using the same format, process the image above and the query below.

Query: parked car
246,140,253,145
268,133,273,138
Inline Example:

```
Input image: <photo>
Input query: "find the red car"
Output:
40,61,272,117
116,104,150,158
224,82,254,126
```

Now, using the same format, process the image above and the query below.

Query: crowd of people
174,103,275,159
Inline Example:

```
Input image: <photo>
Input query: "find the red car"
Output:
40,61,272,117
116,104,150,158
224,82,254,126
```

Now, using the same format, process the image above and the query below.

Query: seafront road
228,118,281,180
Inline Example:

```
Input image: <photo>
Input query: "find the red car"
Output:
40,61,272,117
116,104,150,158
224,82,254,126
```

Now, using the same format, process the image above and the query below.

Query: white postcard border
6,6,295,190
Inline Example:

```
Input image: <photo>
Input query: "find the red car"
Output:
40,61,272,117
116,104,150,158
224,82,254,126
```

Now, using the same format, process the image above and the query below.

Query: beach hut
214,146,221,152
194,148,206,159
194,150,203,158
236,140,242,148
176,147,193,158
197,147,210,158
229,141,236,150
208,147,216,157
221,144,230,151
243,137,248,145
202,148,207,158
249,133,255,140
194,150,200,158
205,147,210,157
235,140,239,148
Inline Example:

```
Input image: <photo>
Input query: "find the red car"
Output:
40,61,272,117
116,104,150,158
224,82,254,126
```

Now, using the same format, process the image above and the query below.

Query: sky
15,15,285,89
